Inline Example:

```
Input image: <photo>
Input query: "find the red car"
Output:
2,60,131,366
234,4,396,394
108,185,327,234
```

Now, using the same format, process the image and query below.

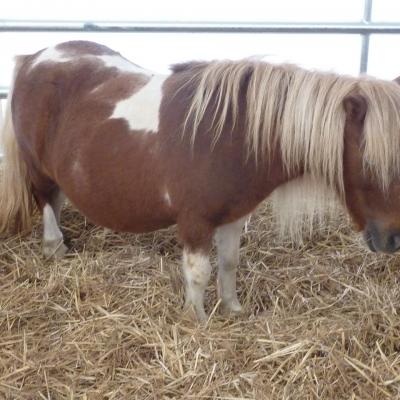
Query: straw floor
1,203,400,399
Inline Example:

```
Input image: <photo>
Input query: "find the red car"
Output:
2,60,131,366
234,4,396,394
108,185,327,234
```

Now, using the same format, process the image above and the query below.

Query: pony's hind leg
214,216,247,314
52,190,66,225
42,190,68,259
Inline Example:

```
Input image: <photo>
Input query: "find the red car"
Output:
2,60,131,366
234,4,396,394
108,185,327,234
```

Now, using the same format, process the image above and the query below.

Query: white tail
0,56,34,233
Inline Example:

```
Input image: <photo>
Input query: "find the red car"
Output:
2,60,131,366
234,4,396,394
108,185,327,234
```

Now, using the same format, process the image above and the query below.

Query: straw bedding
1,203,400,399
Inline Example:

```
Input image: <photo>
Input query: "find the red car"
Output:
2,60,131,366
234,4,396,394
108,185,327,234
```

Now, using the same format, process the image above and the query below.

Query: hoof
183,301,208,323
43,240,68,259
221,299,243,316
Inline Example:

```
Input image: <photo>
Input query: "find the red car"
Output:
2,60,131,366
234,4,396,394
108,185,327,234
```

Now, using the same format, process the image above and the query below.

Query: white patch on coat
31,48,150,76
110,74,167,133
183,251,210,279
71,159,81,173
164,190,172,207
97,55,149,74
30,46,165,133
31,47,71,69
182,249,212,321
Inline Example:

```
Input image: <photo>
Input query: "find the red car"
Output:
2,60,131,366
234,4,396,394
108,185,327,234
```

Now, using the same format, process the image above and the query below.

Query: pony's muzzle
364,221,400,253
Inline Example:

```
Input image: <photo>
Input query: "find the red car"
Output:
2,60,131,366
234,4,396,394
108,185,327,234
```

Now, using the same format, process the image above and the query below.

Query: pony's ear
343,93,367,123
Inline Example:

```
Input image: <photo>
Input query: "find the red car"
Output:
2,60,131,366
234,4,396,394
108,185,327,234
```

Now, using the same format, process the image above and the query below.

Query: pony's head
343,81,400,253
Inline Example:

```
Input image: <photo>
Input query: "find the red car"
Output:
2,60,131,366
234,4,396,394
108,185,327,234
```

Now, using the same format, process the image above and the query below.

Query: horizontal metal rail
1,20,400,34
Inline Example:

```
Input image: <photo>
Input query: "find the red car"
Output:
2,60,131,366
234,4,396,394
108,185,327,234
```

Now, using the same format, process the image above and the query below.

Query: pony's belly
68,192,176,233
55,130,177,233
60,164,176,233
99,213,176,233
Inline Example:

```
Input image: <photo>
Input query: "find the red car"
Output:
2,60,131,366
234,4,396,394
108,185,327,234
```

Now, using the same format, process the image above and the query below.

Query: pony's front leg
214,217,247,314
182,248,212,322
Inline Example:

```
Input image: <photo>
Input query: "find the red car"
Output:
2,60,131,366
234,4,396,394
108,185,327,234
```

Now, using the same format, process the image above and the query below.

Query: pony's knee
219,252,239,271
182,249,212,322
182,249,211,289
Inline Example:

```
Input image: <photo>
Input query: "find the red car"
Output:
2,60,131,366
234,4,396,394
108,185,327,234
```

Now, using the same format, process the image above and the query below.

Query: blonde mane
181,60,400,240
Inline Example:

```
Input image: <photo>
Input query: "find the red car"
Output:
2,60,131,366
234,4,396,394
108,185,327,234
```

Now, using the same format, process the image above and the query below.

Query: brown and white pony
1,41,400,321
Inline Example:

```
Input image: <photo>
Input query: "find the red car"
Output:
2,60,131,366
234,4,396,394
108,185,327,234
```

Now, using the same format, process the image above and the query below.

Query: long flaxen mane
179,60,400,240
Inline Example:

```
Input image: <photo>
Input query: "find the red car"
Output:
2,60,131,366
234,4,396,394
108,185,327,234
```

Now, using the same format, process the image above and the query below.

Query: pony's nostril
365,222,400,253
392,234,400,251
387,232,400,252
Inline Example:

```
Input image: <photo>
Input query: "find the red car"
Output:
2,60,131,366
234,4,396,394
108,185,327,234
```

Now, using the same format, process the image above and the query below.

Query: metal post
0,100,3,157
360,0,373,74
0,100,3,129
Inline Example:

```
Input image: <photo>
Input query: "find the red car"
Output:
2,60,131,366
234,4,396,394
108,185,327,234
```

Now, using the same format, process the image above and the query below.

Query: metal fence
0,0,399,102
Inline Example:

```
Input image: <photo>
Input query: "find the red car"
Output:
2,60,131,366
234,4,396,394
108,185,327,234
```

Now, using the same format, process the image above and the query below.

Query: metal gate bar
1,21,400,34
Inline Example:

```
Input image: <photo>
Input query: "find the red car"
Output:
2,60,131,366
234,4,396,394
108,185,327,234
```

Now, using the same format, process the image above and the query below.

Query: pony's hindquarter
0,56,34,234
